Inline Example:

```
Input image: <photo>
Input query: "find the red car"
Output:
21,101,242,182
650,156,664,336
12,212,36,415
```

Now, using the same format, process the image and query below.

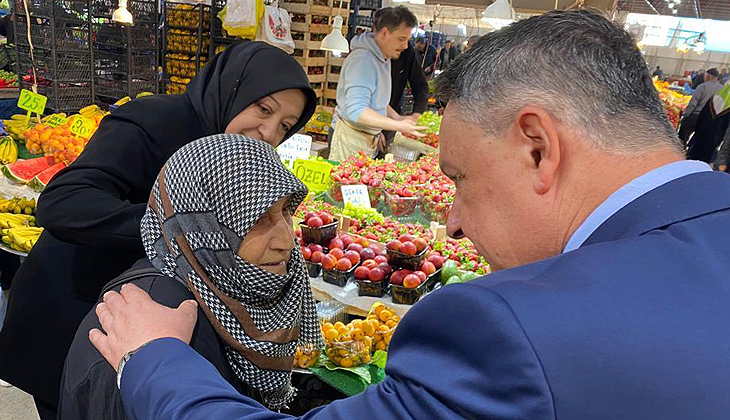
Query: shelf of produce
309,276,412,317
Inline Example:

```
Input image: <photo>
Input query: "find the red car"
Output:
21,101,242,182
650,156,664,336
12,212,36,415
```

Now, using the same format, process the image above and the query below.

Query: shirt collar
563,160,712,253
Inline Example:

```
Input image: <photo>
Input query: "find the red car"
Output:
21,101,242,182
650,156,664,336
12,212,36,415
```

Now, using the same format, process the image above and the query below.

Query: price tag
45,114,68,128
17,89,47,115
69,115,95,138
341,185,371,209
292,158,332,193
277,134,312,168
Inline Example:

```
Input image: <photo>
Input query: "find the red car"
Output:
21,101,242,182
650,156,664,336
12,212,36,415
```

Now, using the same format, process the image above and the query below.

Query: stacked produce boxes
92,0,160,103
164,1,211,94
13,0,94,113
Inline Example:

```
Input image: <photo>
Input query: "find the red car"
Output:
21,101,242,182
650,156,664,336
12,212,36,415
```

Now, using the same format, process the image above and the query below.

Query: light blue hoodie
335,33,391,134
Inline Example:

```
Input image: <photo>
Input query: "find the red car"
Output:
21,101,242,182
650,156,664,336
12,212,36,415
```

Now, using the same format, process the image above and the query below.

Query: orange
375,341,387,351
339,357,353,368
379,310,392,322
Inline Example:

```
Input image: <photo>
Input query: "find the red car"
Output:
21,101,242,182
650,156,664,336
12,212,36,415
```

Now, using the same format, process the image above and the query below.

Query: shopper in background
691,68,706,89
714,123,730,172
652,65,663,78
59,135,321,420
381,39,429,156
0,42,317,420
679,68,722,145
437,39,455,71
414,37,437,78
687,83,730,163
329,6,425,161
90,11,730,420
720,68,729,85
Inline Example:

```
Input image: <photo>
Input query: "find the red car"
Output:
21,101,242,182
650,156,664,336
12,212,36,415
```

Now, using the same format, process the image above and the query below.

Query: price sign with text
69,116,95,138
45,115,69,128
277,134,312,168
292,159,332,193
18,89,47,115
341,185,371,208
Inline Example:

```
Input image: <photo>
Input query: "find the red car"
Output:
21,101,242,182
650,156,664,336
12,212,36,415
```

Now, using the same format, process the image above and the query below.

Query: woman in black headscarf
59,135,323,420
0,41,317,420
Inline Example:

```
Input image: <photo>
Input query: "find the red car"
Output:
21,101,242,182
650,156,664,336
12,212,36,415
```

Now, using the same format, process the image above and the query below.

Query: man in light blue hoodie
330,6,426,161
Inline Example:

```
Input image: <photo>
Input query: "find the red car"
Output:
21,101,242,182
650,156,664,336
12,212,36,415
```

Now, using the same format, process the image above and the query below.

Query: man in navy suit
88,10,730,420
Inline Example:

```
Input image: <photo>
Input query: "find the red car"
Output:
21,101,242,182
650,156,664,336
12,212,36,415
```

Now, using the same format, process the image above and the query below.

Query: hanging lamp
321,15,349,54
112,0,134,25
481,0,514,30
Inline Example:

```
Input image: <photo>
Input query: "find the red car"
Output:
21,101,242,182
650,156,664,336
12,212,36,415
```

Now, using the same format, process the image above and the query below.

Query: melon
2,156,56,184
28,162,67,192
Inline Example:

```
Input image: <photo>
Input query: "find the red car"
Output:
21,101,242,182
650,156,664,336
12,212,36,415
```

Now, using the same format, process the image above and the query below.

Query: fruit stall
654,80,691,129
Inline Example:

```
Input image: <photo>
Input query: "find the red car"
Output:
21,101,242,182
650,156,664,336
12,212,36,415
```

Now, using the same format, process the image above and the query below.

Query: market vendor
90,10,730,420
0,41,317,420
329,6,426,162
59,135,321,420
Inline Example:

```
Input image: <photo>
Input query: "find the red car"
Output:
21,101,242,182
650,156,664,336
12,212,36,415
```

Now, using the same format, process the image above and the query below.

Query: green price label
45,115,68,128
69,116,95,138
18,89,47,115
292,159,332,192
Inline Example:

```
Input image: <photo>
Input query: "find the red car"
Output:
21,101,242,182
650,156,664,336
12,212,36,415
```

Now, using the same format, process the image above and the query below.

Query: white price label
277,134,312,167
341,185,371,208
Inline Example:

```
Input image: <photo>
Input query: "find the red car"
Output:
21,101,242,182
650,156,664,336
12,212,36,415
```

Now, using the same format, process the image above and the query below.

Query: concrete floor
0,384,40,420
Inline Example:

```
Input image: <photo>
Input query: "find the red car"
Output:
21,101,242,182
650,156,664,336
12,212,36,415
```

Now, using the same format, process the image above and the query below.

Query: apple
347,243,364,254
328,238,344,250
390,270,405,286
368,267,385,282
307,216,324,228
362,259,378,269
401,241,417,256
413,238,428,253
308,244,324,254
301,247,312,261
304,212,317,222
356,237,370,247
386,240,402,252
340,235,354,249
319,212,333,225
321,254,337,270
377,262,392,275
354,266,370,280
329,248,345,261
414,271,427,282
295,229,302,238
398,234,414,243
427,254,444,269
344,250,361,265
419,261,436,275
311,251,324,264
360,247,376,261
403,274,421,288
368,244,382,255
374,255,388,265
335,258,353,271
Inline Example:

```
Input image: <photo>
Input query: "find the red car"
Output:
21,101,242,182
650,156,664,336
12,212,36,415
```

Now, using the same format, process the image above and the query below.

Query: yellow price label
18,89,47,115
292,159,332,192
69,115,95,138
45,115,68,128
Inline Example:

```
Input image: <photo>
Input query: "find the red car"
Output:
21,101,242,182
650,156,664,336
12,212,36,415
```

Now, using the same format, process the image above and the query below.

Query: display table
310,276,412,318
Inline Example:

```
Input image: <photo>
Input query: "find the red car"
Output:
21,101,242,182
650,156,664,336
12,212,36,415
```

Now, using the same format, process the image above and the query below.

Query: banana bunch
0,212,36,229
114,97,131,106
2,114,34,140
1,226,43,252
78,105,109,120
0,197,36,215
0,136,18,164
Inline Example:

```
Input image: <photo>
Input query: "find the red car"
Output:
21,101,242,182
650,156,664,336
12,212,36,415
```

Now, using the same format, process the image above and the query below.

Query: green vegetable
459,271,479,282
444,275,463,285
441,260,459,282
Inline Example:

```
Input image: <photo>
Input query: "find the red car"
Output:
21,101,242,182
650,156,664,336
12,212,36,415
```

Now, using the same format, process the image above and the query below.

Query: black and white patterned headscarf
140,134,322,409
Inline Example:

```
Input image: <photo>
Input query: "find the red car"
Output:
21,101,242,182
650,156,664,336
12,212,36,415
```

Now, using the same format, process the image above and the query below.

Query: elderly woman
58,135,322,420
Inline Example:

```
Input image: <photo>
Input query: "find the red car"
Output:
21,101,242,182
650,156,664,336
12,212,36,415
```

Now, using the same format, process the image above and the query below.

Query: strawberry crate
290,13,332,33
327,64,341,82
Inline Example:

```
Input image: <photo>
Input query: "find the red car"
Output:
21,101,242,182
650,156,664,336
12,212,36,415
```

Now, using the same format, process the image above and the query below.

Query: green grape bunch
416,111,442,135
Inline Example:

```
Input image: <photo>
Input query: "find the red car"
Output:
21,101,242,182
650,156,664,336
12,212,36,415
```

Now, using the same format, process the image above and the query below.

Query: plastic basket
356,277,389,297
300,220,338,245
391,279,429,305
386,247,427,271
17,46,92,82
322,264,358,287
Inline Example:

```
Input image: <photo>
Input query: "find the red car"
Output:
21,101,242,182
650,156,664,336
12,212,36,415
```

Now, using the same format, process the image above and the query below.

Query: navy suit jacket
121,171,730,420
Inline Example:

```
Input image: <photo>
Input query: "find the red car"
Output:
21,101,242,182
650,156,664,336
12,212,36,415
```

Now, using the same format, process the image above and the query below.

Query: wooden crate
308,73,326,83
281,0,349,15
324,88,337,100
289,13,337,33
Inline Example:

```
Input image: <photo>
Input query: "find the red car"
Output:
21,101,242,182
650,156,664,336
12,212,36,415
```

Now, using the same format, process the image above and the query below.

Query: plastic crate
14,16,91,52
166,1,211,30
93,23,158,53
19,80,92,113
91,0,157,23
17,46,92,82
353,15,373,28
352,0,380,10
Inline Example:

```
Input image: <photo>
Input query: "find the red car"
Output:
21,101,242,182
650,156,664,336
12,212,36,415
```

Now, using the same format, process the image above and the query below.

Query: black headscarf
185,41,317,140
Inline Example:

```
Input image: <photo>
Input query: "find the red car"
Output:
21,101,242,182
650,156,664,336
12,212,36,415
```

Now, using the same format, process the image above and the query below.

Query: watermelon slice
28,162,67,192
2,156,56,184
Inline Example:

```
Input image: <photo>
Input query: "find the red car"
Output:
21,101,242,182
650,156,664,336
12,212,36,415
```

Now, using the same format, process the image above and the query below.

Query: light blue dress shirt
563,160,712,253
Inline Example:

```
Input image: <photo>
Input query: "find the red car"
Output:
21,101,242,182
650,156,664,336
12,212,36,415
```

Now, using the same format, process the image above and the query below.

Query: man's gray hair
436,10,682,153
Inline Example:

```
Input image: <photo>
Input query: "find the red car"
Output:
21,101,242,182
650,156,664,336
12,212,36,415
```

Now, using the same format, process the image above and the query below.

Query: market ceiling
422,0,616,13
616,0,730,21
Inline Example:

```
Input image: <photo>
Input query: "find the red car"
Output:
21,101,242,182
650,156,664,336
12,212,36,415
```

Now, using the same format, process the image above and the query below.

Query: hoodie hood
350,33,387,63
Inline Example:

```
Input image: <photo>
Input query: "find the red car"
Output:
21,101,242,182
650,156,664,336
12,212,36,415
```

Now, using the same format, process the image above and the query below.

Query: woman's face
225,88,307,147
237,197,295,275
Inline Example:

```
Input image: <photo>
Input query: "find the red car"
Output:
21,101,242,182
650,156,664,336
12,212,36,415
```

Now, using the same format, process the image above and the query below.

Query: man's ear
512,106,562,195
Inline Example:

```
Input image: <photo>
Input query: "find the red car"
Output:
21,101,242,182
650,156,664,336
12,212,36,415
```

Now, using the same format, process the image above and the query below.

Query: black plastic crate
91,0,158,23
20,80,93,113
94,49,157,79
93,23,158,53
352,0,380,10
17,46,92,82
166,2,211,30
15,16,91,51
353,15,373,28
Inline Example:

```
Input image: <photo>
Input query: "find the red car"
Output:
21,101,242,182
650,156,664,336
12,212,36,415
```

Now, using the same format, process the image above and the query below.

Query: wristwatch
116,342,152,390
